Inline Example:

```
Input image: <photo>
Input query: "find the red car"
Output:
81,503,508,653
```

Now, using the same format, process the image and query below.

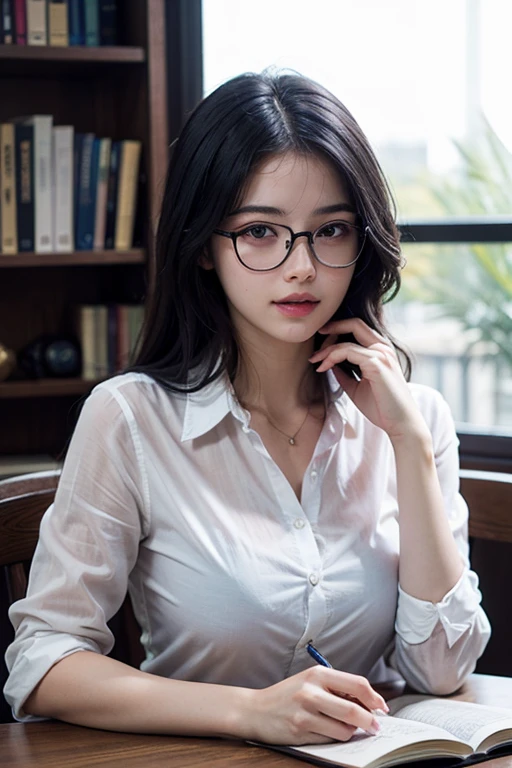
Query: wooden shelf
0,379,103,399
0,0,168,456
0,250,145,268
0,45,145,76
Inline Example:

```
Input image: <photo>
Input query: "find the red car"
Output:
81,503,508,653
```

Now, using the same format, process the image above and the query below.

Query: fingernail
367,719,381,736
372,708,388,717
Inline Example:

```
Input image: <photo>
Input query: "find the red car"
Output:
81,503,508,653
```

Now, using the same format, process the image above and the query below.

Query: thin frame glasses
213,219,368,272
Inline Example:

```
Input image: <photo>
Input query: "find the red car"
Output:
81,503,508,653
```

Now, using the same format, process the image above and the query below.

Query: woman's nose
282,237,316,280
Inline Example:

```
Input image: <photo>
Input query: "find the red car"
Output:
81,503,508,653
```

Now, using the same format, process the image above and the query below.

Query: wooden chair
459,468,512,677
0,470,143,723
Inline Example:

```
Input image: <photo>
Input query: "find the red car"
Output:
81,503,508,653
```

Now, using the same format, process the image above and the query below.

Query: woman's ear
198,246,215,271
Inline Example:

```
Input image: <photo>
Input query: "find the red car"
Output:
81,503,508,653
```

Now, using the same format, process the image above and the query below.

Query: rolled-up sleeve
4,385,149,720
391,388,491,694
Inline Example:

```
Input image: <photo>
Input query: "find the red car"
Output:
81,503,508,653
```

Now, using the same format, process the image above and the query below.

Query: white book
27,0,47,46
114,140,141,250
78,305,97,381
52,125,74,253
272,694,512,768
23,115,53,253
93,138,111,250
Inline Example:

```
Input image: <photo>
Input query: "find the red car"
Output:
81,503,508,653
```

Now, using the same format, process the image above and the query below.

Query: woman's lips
273,301,319,317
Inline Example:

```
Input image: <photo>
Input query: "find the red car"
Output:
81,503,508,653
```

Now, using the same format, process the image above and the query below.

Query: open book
267,694,512,768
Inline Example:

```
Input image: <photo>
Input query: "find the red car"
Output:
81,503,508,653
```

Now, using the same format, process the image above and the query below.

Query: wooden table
3,674,512,767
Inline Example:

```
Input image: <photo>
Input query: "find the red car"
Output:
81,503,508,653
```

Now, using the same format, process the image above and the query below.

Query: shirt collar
181,369,249,442
181,365,348,442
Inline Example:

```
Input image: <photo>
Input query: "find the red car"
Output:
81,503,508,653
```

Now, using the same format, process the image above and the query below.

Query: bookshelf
0,0,168,466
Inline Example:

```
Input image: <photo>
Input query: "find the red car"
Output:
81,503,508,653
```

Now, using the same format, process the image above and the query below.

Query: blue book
86,138,101,245
99,0,117,45
84,0,99,46
68,0,85,45
1,0,13,43
74,132,96,250
104,140,120,249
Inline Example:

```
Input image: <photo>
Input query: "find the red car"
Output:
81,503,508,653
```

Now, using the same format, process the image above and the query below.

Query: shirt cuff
395,569,483,648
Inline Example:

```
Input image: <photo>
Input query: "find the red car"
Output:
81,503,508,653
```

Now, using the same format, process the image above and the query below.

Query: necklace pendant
289,437,296,445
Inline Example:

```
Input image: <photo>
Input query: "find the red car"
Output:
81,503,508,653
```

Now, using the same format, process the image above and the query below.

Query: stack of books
77,303,144,379
0,117,142,254
1,1,118,46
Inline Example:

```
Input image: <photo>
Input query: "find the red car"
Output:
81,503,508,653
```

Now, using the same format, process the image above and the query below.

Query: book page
389,695,512,752
291,714,469,768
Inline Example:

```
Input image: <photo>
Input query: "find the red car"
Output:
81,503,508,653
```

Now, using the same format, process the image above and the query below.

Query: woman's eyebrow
226,202,357,217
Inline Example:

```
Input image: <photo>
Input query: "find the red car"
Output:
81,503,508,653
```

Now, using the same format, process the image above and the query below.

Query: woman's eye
240,224,274,240
317,222,350,239
248,225,271,239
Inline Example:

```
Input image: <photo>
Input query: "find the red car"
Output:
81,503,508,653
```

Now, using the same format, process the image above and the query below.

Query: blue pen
306,641,384,719
306,641,332,668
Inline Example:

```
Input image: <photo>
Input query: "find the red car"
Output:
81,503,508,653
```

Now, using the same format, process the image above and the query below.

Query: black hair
129,69,410,390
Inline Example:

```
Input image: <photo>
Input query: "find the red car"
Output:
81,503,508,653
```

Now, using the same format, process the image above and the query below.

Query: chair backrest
460,468,512,543
0,470,143,723
460,468,512,677
0,470,61,603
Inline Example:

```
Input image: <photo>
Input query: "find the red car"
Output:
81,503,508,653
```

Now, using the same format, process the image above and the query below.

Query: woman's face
206,151,359,351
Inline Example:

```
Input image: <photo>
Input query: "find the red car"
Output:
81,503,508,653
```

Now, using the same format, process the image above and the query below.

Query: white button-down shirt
5,371,490,720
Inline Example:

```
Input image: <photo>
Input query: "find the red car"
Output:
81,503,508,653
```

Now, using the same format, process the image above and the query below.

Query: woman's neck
233,339,323,417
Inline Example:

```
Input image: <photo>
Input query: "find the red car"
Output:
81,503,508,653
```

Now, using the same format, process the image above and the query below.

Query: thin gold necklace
264,407,311,446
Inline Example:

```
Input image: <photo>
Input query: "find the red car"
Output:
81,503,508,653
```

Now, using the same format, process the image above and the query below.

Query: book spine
0,123,18,255
67,0,84,45
114,140,141,251
107,303,117,373
26,0,47,45
103,139,119,248
94,304,108,377
74,132,95,250
15,123,34,252
86,137,100,246
52,125,74,252
78,304,96,380
14,0,27,44
31,115,53,253
98,0,116,45
83,0,98,46
2,0,13,44
93,137,111,250
48,0,69,46
116,304,130,371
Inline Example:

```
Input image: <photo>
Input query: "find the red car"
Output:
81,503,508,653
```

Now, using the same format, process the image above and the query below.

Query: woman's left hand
309,318,427,442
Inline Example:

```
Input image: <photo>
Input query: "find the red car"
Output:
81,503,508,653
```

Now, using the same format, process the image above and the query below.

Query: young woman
5,71,490,745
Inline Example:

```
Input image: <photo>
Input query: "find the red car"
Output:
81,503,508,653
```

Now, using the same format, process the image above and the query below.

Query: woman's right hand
241,666,388,745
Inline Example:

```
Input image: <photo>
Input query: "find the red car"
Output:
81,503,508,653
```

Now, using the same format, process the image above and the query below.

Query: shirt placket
238,400,346,674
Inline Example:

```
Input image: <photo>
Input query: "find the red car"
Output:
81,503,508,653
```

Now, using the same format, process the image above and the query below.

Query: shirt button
242,425,250,433
310,469,318,480
293,518,305,529
309,573,319,586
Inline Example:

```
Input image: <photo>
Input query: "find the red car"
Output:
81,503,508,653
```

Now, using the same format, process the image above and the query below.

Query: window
202,0,512,433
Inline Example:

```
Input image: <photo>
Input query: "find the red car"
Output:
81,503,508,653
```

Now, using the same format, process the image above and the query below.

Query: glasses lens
312,221,361,267
234,221,363,270
235,223,290,270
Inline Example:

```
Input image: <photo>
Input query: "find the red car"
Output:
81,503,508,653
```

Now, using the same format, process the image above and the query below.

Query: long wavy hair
129,70,410,390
